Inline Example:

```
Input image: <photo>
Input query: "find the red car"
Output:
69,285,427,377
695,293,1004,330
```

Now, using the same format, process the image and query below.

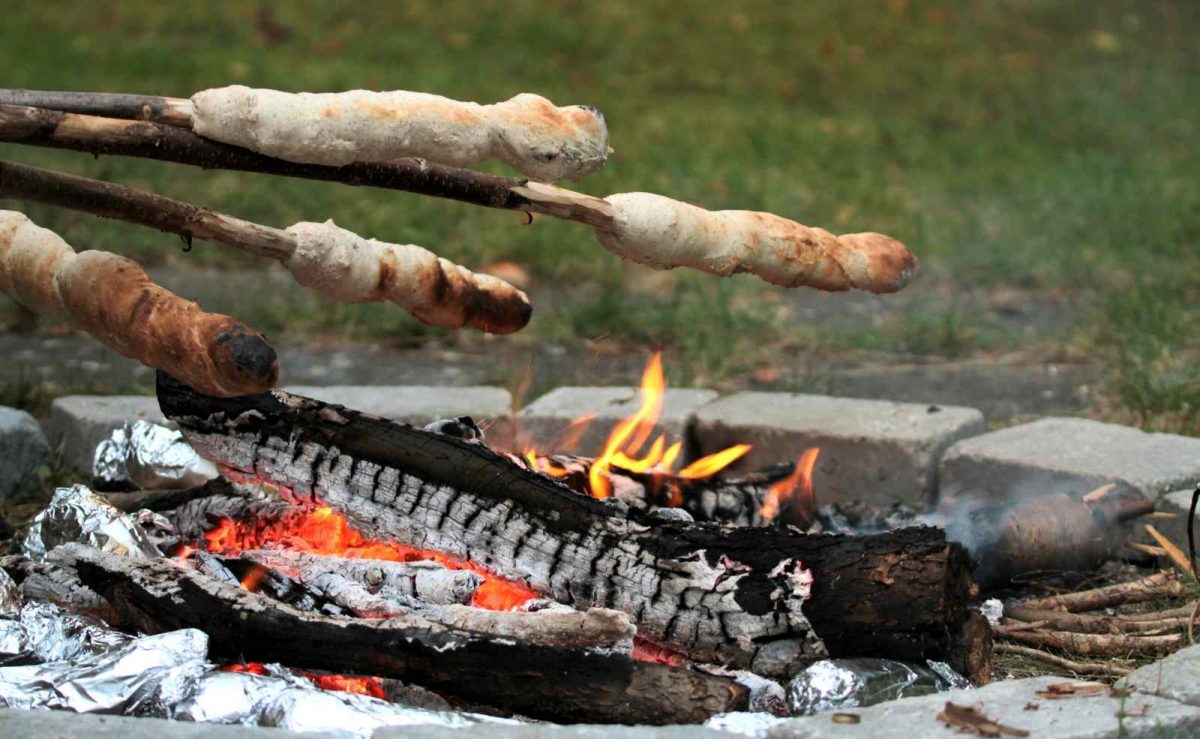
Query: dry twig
993,644,1131,678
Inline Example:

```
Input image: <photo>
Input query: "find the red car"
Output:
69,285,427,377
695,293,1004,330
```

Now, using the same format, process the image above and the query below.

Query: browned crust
57,251,277,396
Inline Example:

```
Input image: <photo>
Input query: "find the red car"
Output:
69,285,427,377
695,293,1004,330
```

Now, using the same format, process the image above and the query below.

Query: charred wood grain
64,544,745,724
156,373,986,678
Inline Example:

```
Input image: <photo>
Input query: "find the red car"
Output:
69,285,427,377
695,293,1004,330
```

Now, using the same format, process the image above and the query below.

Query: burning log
524,452,801,526
0,98,915,293
156,373,988,681
61,544,747,724
0,160,531,334
0,210,277,397
235,550,483,607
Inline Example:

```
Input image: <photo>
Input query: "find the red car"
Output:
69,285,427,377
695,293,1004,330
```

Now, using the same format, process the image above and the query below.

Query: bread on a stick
0,211,277,397
283,220,531,334
592,192,916,293
191,86,609,182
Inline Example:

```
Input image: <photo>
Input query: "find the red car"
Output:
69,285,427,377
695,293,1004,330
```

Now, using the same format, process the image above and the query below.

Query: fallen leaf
751,365,779,384
1036,682,1107,700
1023,702,1039,711
831,713,860,724
937,702,1029,737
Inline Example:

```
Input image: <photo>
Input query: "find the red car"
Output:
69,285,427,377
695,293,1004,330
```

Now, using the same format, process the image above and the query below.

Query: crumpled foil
93,420,219,492
0,628,209,714
175,665,515,738
22,484,163,561
0,601,131,665
0,569,20,618
980,598,1004,627
786,658,971,716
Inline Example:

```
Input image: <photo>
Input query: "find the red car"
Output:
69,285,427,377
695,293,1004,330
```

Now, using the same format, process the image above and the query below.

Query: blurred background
1,1,1197,432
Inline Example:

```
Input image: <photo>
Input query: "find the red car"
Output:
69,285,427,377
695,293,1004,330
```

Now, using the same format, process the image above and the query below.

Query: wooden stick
0,102,917,293
1002,605,1197,635
1019,571,1187,613
1000,628,1180,657
0,103,616,229
0,159,532,334
0,89,193,126
993,643,1132,677
0,159,293,258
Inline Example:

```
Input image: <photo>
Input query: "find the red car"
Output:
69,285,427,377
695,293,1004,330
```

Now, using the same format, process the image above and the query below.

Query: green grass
0,1,1198,426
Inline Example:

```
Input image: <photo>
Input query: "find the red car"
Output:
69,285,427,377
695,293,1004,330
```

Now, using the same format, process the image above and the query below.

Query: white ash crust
191,85,609,181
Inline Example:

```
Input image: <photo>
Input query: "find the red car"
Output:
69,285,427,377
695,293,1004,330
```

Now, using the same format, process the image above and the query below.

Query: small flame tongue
525,352,755,499
760,447,820,523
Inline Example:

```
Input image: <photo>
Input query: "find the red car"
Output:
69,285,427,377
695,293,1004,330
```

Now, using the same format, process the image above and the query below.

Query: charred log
156,373,986,680
64,544,745,724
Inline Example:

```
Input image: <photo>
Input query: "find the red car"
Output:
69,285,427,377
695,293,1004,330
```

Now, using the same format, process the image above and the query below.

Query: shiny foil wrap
93,420,219,491
0,569,20,618
786,658,970,716
0,628,209,714
175,665,515,738
22,484,163,561
0,601,131,665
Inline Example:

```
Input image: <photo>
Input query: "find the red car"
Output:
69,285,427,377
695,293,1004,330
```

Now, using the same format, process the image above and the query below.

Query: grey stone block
518,387,719,456
1118,642,1200,707
285,385,514,450
0,406,49,499
939,418,1200,503
46,395,167,473
0,707,315,737
692,393,985,509
767,675,1200,739
375,725,729,739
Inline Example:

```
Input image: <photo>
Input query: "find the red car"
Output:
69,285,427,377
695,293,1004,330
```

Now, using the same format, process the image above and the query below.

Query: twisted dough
0,211,277,397
283,220,531,334
593,193,917,293
191,85,609,182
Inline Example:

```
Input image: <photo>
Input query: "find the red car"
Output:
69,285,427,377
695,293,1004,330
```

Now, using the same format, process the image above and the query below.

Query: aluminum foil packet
93,420,219,492
786,658,971,716
0,569,20,618
0,628,209,714
175,665,517,738
0,601,131,666
22,484,163,561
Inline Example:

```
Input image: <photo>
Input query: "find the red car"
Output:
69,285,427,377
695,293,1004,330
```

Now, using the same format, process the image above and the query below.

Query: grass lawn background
1,1,1197,432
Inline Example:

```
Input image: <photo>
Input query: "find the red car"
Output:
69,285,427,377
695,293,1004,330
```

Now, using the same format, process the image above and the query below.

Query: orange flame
589,353,667,498
240,563,269,592
760,447,820,523
678,444,753,479
222,663,386,700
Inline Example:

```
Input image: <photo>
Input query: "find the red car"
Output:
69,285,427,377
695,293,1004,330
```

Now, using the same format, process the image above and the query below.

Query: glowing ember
201,503,538,611
222,663,386,700
760,447,820,523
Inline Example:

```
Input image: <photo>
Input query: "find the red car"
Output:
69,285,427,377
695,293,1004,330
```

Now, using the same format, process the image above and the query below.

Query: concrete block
0,707,314,737
0,406,49,499
46,395,167,473
1118,642,1200,707
517,387,719,455
376,725,729,739
285,385,514,450
940,418,1200,503
767,675,1200,739
692,393,985,509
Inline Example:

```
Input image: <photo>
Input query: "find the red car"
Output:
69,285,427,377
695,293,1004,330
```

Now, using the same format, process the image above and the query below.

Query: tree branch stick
993,643,1132,678
0,159,294,258
0,103,616,229
0,159,531,334
0,89,193,126
999,628,1181,657
1018,571,1188,613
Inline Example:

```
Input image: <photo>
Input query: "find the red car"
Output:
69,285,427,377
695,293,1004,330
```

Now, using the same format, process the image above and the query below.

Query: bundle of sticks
994,568,1198,678
0,86,917,395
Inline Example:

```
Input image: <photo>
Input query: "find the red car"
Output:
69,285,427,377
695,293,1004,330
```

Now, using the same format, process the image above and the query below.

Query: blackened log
64,544,746,724
157,374,986,679
0,554,118,624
